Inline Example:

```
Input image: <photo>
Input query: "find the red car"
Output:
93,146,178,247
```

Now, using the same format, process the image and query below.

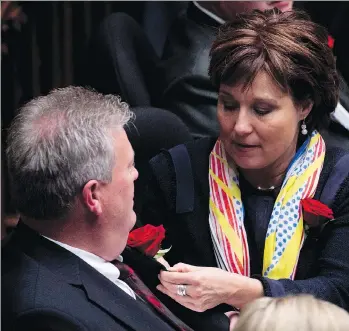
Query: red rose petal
127,224,166,257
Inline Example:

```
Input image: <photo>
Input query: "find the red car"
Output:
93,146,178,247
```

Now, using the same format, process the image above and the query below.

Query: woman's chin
232,157,266,171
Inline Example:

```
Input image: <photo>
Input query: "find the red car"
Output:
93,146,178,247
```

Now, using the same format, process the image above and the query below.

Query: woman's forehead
219,71,287,99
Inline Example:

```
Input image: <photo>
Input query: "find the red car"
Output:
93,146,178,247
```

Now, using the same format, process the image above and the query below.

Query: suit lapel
11,222,174,331
79,259,174,331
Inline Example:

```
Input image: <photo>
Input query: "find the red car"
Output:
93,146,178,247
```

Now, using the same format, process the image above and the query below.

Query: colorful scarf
208,131,325,279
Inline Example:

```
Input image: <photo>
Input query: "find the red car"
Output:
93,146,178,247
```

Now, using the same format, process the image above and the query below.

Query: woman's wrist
225,274,264,308
243,277,264,306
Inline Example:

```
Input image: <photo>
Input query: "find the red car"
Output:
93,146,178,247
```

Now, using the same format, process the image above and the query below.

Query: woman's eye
254,107,272,116
223,102,238,111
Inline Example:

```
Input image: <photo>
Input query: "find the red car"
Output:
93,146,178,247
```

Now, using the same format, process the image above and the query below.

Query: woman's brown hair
209,9,339,132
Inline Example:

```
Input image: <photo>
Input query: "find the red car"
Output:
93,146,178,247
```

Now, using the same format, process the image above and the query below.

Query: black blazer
2,222,229,331
141,134,349,311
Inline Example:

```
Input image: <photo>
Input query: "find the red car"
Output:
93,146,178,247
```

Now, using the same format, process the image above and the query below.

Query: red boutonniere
328,35,335,49
127,224,170,258
301,198,334,231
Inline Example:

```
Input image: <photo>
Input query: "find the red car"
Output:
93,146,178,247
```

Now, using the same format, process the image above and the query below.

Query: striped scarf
208,131,325,279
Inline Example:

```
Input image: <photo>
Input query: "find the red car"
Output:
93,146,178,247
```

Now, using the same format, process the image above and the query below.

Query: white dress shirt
43,236,136,300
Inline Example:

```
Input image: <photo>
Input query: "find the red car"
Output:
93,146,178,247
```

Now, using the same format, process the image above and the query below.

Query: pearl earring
301,120,308,135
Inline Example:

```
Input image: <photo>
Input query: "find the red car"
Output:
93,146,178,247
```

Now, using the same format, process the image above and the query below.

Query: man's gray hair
6,86,134,220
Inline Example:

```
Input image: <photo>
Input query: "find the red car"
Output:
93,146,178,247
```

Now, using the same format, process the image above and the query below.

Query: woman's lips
232,142,260,153
234,142,259,148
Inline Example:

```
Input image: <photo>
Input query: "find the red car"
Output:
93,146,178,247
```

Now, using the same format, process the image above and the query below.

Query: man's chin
129,211,137,230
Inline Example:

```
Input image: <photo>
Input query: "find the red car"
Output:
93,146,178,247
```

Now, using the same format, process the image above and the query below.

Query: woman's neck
238,145,297,190
240,166,286,190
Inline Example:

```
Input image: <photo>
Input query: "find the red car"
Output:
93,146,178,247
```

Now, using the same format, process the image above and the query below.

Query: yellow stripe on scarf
263,217,304,278
278,155,324,205
208,132,325,280
210,198,244,265
209,169,241,201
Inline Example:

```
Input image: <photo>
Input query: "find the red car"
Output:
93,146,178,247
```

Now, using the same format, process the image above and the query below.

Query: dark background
2,1,349,217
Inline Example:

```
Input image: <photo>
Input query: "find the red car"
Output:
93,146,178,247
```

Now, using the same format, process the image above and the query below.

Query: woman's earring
301,120,308,135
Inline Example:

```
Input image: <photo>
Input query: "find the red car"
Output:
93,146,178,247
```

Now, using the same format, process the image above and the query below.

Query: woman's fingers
156,256,171,269
156,284,206,312
159,269,198,285
168,263,203,272
158,279,195,297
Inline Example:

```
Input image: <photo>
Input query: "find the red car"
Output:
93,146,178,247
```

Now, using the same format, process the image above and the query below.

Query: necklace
257,185,276,191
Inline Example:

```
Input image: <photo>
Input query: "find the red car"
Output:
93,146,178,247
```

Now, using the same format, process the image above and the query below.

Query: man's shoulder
2,245,71,312
2,244,104,330
161,10,218,78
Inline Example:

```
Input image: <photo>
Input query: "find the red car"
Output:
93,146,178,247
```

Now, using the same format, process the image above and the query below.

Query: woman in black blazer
140,9,349,321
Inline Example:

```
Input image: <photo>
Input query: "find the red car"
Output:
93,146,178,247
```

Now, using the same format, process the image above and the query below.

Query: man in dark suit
2,86,229,331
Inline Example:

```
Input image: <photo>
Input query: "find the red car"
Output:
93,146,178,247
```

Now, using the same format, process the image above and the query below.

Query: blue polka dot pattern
208,132,325,280
264,132,322,276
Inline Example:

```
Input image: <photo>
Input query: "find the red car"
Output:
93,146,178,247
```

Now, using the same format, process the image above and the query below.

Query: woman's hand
156,256,171,269
156,263,263,312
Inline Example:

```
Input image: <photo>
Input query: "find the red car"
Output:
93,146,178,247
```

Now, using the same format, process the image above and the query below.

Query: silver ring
177,284,187,296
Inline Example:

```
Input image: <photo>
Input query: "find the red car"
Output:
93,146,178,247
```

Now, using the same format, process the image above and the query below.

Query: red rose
301,198,334,228
328,35,335,49
127,224,166,257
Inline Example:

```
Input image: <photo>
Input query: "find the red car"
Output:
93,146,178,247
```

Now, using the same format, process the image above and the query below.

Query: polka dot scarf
208,131,325,279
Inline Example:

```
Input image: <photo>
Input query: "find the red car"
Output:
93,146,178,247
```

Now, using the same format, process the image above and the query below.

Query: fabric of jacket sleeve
252,177,349,311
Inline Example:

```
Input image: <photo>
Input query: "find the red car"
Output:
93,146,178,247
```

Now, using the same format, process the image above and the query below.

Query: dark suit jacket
2,222,229,331
158,2,220,139
141,134,349,311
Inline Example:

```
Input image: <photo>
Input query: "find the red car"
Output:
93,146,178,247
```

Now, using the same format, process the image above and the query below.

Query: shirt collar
42,236,123,277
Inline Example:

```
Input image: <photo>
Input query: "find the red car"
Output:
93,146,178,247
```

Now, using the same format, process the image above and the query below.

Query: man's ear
82,180,103,216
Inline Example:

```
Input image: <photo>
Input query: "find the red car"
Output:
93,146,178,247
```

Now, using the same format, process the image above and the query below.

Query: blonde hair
234,295,349,331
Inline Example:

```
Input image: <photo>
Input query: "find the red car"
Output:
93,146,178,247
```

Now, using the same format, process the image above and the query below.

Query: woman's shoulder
322,129,349,156
149,137,216,169
148,137,215,194
322,130,349,171
318,131,349,213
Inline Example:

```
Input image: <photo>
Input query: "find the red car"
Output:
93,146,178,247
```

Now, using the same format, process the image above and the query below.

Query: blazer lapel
11,222,174,331
79,260,174,331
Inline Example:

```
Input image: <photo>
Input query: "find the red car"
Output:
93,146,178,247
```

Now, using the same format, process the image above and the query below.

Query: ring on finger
177,284,187,296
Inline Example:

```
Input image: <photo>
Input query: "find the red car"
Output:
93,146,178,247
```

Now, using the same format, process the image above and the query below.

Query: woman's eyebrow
253,97,279,107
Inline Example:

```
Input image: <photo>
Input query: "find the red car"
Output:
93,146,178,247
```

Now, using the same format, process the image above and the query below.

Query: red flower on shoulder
127,224,166,257
301,198,334,229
